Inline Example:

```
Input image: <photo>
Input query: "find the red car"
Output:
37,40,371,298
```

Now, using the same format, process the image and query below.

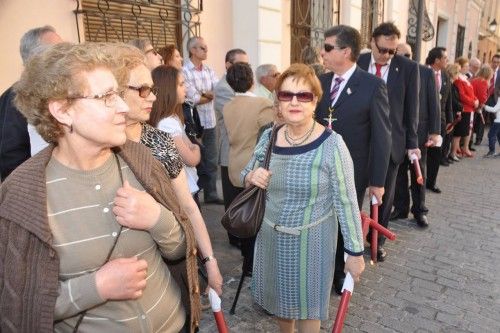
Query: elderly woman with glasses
0,42,200,332
105,44,223,296
242,63,365,333
128,38,163,70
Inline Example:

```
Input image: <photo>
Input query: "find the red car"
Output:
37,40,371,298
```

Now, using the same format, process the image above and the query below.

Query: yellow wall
0,0,80,92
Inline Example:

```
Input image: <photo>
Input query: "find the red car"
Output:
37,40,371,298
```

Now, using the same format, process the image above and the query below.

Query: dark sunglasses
324,43,346,52
374,42,397,55
128,85,158,98
277,91,314,102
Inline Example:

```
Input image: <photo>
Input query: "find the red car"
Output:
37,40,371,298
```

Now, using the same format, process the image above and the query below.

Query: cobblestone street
198,142,500,333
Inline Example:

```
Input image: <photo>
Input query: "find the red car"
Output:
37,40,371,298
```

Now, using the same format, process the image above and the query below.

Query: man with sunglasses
183,36,223,204
315,25,391,294
358,22,420,262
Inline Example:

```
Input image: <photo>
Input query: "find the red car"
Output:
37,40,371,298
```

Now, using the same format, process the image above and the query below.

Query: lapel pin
395,67,399,72
347,88,352,95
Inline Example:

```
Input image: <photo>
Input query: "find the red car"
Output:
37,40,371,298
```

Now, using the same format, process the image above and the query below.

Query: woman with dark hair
223,62,275,274
157,45,203,145
150,65,202,199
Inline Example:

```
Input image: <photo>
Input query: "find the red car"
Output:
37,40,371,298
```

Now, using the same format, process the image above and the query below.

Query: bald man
391,43,440,227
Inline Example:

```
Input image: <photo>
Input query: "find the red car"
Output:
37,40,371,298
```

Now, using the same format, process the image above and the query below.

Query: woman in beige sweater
223,62,275,274
0,42,199,333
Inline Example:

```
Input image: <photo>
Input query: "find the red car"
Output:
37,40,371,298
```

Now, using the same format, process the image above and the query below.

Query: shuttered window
79,0,183,51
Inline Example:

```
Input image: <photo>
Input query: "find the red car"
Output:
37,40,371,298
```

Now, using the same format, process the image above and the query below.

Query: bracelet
201,254,216,265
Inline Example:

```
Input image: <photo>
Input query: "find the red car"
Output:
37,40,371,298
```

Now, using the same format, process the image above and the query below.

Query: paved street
197,141,500,333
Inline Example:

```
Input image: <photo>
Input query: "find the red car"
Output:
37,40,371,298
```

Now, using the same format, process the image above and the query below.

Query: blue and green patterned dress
241,128,364,320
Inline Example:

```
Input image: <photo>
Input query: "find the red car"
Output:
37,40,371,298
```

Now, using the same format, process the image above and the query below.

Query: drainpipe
414,0,424,63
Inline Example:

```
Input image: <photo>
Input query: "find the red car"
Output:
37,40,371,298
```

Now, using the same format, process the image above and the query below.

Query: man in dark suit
392,43,440,228
486,54,500,108
315,25,391,293
357,22,420,261
425,47,452,193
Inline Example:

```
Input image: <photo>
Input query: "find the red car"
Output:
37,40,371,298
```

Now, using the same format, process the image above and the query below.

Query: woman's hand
246,167,272,189
113,180,161,230
96,257,148,300
344,255,365,282
205,259,223,295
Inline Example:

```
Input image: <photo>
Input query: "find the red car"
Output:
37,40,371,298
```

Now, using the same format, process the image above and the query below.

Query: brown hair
455,56,469,68
149,65,184,127
476,64,493,80
158,44,177,65
275,63,323,101
13,42,122,143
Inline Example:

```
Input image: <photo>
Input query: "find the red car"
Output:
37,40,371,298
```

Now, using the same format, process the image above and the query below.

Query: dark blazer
315,66,391,189
439,70,453,124
358,53,420,164
486,68,500,106
417,65,441,147
0,86,31,181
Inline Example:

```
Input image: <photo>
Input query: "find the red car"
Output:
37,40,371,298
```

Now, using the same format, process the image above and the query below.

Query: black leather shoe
415,214,429,228
426,186,441,193
440,159,450,166
390,210,409,220
333,276,345,295
377,246,387,262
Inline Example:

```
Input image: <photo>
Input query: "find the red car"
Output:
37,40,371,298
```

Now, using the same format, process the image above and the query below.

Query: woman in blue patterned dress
242,64,365,333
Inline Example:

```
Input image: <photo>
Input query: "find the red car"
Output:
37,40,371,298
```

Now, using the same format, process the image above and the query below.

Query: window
290,0,339,63
455,25,465,59
76,0,201,55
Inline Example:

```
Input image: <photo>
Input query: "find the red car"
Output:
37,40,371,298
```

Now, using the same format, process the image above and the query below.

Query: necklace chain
284,121,316,146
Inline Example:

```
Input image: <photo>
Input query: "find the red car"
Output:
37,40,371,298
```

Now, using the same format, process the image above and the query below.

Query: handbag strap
73,153,124,332
262,124,283,170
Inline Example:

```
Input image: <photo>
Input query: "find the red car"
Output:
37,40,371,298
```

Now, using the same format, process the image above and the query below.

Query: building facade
1,0,499,93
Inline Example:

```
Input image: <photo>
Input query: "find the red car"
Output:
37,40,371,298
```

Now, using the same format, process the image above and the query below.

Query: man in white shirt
183,36,222,204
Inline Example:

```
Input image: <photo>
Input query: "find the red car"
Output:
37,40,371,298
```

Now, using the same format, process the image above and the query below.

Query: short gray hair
19,25,57,64
127,38,152,53
255,64,277,82
186,36,203,57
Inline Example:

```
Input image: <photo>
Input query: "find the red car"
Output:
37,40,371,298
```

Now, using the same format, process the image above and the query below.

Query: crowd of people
0,21,498,333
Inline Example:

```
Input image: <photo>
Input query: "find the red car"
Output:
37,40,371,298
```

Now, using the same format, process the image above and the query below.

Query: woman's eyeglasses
276,91,314,102
145,48,158,56
324,43,346,52
128,85,158,98
68,90,123,107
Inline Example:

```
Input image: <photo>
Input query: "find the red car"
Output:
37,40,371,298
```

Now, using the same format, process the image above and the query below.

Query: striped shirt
46,154,186,333
183,58,219,129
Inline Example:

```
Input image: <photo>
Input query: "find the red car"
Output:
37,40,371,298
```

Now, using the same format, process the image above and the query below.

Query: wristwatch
201,254,216,265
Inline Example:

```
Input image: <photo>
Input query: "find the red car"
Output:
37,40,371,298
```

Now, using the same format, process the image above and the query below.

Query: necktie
489,76,494,97
435,71,441,92
375,63,383,78
330,77,344,103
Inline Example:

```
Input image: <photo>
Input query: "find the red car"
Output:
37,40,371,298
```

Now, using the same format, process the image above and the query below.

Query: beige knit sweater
0,140,200,333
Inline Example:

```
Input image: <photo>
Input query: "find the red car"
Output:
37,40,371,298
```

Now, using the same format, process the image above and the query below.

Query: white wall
0,0,80,92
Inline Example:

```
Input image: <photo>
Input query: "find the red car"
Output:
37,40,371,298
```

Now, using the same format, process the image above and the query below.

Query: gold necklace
284,121,316,146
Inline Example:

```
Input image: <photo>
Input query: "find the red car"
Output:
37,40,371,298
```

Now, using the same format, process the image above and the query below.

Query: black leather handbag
221,124,281,238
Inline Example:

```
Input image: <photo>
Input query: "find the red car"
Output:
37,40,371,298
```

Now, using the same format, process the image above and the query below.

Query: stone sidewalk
197,142,500,332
